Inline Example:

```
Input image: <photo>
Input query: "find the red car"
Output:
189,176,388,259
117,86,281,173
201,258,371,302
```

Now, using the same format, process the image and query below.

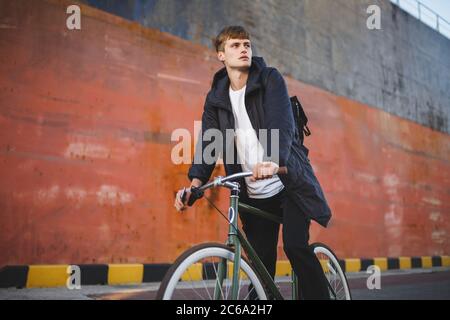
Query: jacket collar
206,56,267,111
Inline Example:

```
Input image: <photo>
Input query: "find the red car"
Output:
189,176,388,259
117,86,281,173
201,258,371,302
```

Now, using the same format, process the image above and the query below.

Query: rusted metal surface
0,0,448,266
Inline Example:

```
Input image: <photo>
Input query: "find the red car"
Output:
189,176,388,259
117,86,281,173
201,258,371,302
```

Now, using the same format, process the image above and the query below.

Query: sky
391,0,450,36
419,0,450,21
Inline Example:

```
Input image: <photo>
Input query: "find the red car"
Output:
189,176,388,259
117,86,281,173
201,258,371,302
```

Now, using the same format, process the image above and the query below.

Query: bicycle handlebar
199,166,288,192
180,166,288,206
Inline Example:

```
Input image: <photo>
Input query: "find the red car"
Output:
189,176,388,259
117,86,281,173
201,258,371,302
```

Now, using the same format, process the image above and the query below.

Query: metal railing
390,0,450,39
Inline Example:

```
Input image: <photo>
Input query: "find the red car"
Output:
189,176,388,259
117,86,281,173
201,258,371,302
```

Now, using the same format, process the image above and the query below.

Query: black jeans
240,189,330,300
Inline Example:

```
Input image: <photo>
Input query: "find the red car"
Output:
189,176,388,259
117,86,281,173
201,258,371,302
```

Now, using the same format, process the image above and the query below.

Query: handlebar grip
187,187,204,206
277,166,288,175
179,187,203,207
180,187,187,203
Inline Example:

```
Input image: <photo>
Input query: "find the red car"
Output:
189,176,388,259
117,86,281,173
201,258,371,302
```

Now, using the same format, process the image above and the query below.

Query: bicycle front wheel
311,242,352,300
156,243,267,300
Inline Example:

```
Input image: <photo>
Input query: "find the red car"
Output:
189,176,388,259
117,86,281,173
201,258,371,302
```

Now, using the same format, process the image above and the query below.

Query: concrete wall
0,0,448,266
82,0,450,134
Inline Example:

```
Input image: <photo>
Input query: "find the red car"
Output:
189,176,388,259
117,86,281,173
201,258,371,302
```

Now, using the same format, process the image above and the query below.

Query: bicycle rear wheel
311,242,352,300
156,243,267,300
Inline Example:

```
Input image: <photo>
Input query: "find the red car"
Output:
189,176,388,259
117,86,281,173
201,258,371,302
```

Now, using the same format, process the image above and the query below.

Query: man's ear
217,51,225,62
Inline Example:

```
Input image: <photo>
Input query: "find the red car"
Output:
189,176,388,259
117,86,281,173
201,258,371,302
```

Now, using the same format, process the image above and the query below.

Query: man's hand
174,178,203,212
250,161,280,181
174,188,191,212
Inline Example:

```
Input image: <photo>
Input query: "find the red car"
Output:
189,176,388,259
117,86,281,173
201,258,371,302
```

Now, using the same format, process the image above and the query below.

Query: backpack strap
259,67,311,145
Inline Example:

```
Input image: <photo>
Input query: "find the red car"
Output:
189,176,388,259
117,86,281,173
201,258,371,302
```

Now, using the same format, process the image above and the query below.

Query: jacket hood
206,56,268,109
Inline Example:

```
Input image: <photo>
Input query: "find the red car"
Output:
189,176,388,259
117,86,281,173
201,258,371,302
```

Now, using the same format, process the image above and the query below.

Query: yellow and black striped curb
275,255,450,276
0,264,169,288
1,256,448,288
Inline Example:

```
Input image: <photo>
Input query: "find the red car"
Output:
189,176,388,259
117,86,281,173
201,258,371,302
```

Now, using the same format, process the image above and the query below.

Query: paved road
1,268,449,300
348,268,450,300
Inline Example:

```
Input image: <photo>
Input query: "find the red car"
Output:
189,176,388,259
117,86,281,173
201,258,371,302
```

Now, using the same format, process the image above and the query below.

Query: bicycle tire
156,242,268,300
310,242,352,300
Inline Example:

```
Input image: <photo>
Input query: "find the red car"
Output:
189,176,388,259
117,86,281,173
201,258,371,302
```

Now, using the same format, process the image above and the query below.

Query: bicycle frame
238,202,300,300
202,174,297,300
162,168,350,301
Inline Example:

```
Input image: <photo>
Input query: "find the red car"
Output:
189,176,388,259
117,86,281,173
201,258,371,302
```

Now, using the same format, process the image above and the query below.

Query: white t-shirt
229,84,284,199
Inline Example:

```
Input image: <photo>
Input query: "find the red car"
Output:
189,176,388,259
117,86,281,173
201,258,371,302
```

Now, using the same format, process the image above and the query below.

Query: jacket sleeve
187,100,220,184
263,68,295,167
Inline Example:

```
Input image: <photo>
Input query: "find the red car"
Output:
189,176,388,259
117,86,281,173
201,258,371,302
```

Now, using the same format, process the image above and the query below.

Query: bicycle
157,168,352,300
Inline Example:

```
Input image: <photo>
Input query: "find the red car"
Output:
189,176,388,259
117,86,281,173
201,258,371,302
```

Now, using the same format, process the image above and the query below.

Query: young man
174,26,332,300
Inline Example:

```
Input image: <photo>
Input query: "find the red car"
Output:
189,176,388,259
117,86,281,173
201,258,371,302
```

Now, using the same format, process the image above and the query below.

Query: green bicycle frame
213,183,298,300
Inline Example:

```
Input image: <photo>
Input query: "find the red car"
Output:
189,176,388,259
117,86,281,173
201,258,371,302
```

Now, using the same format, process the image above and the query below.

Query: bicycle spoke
178,285,189,300
212,259,226,300
237,274,243,299
243,285,257,300
224,274,230,300
187,268,206,300
200,275,213,300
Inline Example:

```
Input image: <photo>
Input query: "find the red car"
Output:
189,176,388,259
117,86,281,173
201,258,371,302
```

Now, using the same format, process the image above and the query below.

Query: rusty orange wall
0,0,448,266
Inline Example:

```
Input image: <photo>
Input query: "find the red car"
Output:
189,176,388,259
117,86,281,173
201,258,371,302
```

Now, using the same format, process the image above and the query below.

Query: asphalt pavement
1,267,449,300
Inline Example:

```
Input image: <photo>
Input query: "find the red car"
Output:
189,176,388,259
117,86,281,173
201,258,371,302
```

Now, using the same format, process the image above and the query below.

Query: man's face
217,38,252,69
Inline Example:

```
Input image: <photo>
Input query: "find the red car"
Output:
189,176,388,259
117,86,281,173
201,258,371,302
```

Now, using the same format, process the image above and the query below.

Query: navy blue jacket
188,56,332,227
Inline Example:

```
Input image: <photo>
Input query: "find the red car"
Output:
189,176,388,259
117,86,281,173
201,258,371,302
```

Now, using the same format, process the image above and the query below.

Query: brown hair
212,26,250,52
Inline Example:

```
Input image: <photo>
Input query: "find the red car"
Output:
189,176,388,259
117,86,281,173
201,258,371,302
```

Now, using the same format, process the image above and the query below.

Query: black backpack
262,69,311,145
